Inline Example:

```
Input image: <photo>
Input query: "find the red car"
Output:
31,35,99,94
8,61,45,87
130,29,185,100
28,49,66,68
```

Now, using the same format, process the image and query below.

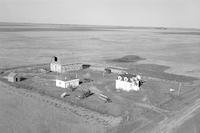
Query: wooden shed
7,72,20,82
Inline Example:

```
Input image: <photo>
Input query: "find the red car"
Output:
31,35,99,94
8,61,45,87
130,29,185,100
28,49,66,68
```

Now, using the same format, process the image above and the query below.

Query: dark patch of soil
109,55,145,63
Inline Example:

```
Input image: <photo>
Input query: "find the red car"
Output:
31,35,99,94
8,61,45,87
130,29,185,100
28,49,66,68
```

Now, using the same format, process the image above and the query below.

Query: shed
107,67,127,74
56,74,79,88
82,64,91,69
7,72,20,82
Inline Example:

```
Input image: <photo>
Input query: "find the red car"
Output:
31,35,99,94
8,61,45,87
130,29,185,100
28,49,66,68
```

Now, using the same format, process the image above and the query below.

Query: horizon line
0,21,200,31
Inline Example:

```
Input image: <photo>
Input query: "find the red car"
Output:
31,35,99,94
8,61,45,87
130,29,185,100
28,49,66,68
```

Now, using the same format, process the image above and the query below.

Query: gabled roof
8,72,17,78
56,74,78,81
62,63,82,67
119,73,137,79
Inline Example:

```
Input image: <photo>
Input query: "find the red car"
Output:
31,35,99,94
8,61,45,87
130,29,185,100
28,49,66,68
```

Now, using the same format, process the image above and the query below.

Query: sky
0,0,200,28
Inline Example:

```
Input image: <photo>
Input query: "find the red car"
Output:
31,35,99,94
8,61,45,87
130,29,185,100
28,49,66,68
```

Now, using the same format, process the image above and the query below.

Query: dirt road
153,96,200,133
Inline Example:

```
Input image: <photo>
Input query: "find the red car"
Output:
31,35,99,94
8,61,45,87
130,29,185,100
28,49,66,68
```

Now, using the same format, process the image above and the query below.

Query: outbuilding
116,73,142,91
56,75,79,89
7,72,20,82
107,67,127,74
50,56,83,73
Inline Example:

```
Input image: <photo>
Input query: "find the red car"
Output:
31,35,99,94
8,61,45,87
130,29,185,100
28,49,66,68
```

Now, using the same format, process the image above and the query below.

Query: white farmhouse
116,74,142,91
56,75,79,89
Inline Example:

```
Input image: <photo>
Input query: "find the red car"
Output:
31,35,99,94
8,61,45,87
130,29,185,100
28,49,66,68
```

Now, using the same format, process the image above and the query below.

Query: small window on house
52,56,58,62
118,76,122,80
124,77,128,82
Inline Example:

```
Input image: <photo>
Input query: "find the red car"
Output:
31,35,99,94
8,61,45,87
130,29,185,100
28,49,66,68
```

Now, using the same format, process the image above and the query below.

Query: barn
7,72,20,82
56,75,79,89
50,56,83,73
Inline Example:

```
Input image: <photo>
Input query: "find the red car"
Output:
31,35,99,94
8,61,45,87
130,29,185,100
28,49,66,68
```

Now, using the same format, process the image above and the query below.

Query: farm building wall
116,80,140,91
62,64,82,72
65,79,80,88
8,73,20,82
56,79,79,88
8,77,14,82
50,62,83,73
110,69,126,74
50,62,62,73
56,79,66,88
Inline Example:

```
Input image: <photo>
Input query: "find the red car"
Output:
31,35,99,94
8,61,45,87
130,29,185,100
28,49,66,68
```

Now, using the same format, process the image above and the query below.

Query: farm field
0,81,105,133
0,22,200,133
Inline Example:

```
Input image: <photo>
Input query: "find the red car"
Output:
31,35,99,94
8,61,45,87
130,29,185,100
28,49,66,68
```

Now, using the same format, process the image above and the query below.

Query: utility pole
178,82,182,96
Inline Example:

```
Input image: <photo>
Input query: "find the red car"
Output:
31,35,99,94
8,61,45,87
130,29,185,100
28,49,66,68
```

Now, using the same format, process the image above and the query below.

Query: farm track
0,81,122,128
133,102,170,119
131,86,200,133
153,96,200,133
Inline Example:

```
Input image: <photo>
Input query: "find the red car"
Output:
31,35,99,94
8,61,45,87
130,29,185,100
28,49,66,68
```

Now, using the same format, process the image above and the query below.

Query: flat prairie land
1,23,200,78
0,81,105,133
1,23,200,133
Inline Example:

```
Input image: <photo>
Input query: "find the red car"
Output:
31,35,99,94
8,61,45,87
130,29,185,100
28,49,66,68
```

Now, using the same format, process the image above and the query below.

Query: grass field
0,23,200,133
0,81,105,133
